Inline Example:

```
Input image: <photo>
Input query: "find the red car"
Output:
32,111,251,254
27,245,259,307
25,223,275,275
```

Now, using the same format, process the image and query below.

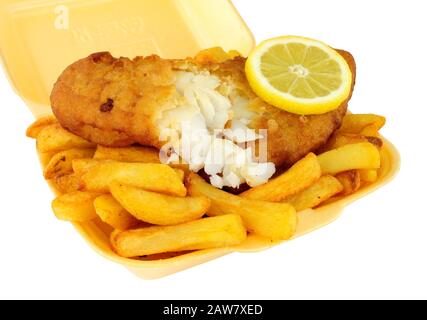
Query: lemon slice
245,36,352,115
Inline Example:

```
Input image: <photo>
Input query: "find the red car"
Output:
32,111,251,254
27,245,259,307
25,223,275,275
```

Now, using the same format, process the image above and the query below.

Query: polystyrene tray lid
0,0,255,116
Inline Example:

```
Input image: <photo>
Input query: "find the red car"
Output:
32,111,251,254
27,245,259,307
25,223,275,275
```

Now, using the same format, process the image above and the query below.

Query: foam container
0,0,400,279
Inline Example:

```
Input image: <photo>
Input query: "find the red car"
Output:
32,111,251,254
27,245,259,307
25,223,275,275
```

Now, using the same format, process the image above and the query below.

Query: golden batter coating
51,50,356,168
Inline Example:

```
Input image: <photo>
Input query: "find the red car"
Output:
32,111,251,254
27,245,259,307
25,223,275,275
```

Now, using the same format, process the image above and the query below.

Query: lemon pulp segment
245,36,352,115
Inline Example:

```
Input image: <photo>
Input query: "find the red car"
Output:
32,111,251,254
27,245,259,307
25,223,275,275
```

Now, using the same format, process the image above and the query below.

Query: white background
0,0,426,300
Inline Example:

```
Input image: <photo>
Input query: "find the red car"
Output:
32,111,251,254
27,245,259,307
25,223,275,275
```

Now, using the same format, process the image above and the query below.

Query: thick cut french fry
364,136,383,149
52,173,80,194
74,158,184,181
77,160,186,196
339,114,386,134
52,191,100,222
110,183,209,225
241,153,321,202
94,146,160,163
111,214,247,257
186,173,297,240
359,169,378,183
37,124,95,153
335,170,361,196
26,116,58,139
283,175,344,211
360,124,380,137
174,169,185,182
39,151,57,168
72,158,104,176
94,195,140,230
323,133,383,151
44,149,95,179
317,142,381,175
93,146,189,175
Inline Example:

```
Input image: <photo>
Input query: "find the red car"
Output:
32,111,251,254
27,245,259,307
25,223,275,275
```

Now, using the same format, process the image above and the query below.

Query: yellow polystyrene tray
1,0,400,279
0,0,254,117
68,138,399,279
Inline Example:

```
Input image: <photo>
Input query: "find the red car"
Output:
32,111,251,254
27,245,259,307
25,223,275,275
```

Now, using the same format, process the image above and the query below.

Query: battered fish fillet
51,50,356,168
